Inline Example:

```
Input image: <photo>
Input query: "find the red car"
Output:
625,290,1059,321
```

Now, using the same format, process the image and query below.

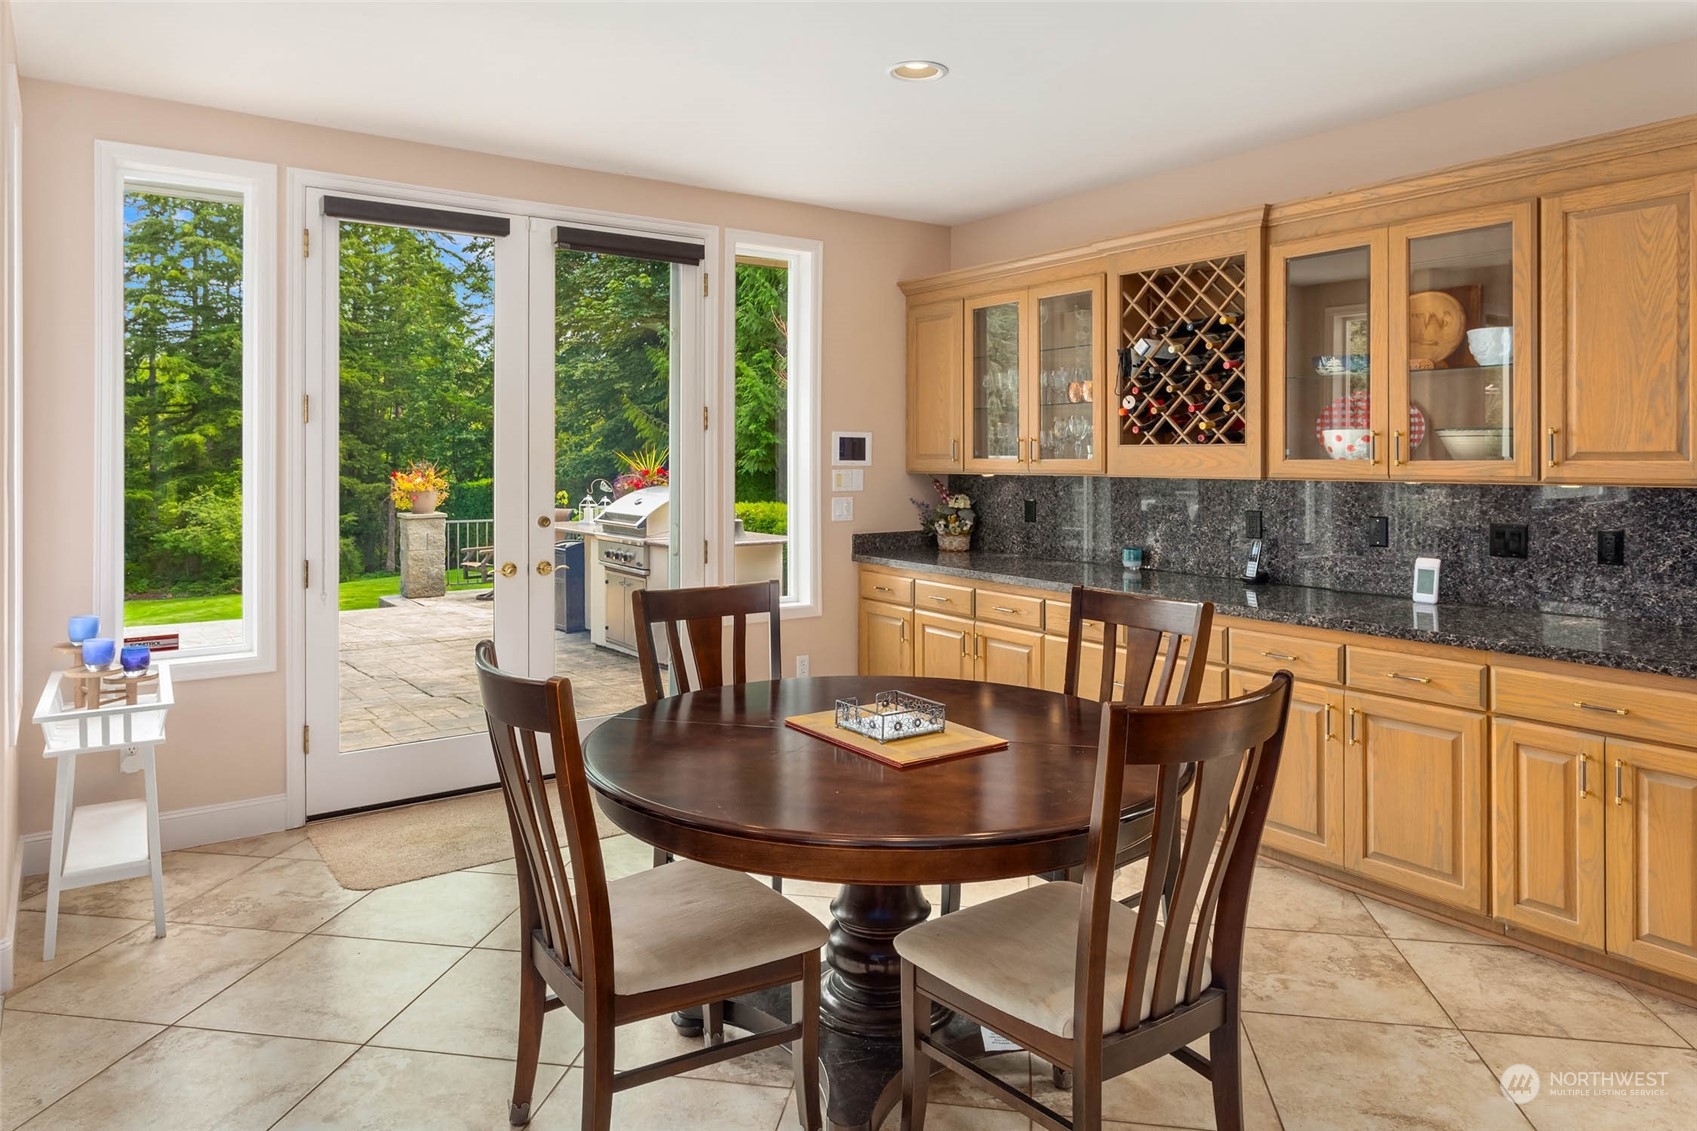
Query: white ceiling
14,1,1697,225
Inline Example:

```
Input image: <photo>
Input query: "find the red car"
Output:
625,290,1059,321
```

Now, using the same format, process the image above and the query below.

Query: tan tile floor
5,826,1696,1130
336,594,647,751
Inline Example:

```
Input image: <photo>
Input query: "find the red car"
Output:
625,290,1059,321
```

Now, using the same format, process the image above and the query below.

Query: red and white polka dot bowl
1322,427,1375,461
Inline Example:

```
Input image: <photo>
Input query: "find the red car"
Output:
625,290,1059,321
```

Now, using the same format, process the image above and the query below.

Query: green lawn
126,572,490,624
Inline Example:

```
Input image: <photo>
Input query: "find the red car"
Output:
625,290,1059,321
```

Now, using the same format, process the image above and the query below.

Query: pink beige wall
12,80,950,855
951,36,1697,269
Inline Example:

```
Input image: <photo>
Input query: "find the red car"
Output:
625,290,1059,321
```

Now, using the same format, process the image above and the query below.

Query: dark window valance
322,195,511,238
555,225,704,265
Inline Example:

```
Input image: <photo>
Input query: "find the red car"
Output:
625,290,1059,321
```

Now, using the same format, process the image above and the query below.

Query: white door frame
285,169,718,825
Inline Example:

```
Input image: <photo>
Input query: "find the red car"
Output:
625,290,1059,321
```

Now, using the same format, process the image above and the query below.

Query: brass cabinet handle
1348,707,1360,746
1388,672,1431,684
991,605,1019,614
1018,437,1027,462
951,438,959,463
1578,753,1589,800
899,620,906,644
1614,759,1625,805
1323,703,1336,741
928,595,952,603
1370,431,1381,465
1548,427,1559,465
499,562,518,577
1393,430,1404,466
1259,649,1297,661
536,560,553,576
873,585,893,593
1031,437,1041,462
1574,701,1629,716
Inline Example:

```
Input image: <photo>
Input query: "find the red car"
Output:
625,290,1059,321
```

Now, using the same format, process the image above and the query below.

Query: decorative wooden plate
1408,290,1467,362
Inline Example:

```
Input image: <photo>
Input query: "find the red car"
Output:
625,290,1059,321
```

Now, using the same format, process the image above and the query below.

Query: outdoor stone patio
337,591,646,751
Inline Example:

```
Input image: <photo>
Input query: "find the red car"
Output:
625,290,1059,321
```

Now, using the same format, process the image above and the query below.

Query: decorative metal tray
833,691,945,744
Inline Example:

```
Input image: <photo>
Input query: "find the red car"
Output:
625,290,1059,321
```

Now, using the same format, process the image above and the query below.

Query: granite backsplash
930,475,1697,626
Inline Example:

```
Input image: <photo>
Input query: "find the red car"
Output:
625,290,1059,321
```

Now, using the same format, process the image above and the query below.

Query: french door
301,187,705,817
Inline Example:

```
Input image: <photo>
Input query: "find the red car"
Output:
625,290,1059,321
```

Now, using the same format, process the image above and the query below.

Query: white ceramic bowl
1437,428,1509,461
1321,428,1375,461
1466,327,1512,366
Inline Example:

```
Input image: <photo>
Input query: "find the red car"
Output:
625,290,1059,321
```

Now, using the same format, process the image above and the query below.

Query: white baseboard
20,793,288,878
1,931,12,996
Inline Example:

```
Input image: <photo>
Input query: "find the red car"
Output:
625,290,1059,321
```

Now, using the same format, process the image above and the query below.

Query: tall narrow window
97,145,275,676
728,234,820,615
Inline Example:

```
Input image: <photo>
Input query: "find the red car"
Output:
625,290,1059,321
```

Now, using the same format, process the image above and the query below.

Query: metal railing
445,518,494,582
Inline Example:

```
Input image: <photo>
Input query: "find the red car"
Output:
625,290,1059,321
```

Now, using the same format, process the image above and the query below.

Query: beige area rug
307,787,625,890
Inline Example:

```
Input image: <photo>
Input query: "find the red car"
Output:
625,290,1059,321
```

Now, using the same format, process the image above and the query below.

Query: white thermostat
832,431,871,466
1412,556,1441,604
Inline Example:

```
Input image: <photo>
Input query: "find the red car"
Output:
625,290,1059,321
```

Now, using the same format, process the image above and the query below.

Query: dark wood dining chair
939,585,1213,916
895,671,1293,1131
475,640,824,1131
632,579,786,887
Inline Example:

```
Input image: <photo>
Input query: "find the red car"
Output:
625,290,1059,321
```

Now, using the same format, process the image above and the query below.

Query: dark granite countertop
852,543,1697,682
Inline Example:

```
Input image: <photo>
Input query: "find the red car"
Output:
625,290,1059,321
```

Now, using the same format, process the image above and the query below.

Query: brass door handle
1324,703,1336,740
1370,431,1381,465
537,515,552,528
1548,427,1559,465
499,562,517,577
536,561,553,576
1393,430,1404,466
1578,753,1589,800
1574,701,1628,716
1614,759,1625,806
1349,707,1360,745
951,438,959,463
1031,437,1041,462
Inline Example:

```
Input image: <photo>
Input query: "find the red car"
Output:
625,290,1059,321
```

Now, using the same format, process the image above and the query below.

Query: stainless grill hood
596,486,670,539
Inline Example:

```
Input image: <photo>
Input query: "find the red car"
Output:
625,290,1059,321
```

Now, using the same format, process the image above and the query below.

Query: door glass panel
336,220,493,754
732,256,793,599
1405,223,1514,463
971,300,1020,461
1036,290,1094,462
551,248,675,716
1283,246,1372,463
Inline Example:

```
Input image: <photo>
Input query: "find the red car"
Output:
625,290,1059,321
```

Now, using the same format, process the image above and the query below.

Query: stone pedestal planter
398,511,447,598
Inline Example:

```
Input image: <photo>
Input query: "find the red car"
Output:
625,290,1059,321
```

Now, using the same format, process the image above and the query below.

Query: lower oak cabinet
913,610,975,681
975,622,1044,688
1233,672,1346,866
1345,693,1489,913
1495,718,1697,980
859,600,913,678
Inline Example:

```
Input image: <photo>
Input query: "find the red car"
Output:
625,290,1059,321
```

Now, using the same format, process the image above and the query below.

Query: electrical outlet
830,496,853,522
1597,530,1626,566
1023,498,1037,523
795,654,810,678
1489,523,1529,559
1244,510,1263,539
1368,516,1389,548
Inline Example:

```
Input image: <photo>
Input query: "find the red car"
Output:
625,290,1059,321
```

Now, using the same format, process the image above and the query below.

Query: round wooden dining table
581,675,1161,1130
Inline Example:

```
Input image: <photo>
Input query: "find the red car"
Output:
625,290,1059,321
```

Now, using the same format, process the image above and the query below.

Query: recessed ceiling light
888,60,948,82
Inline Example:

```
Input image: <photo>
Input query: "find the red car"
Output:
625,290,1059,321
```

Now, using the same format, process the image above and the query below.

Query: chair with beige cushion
475,639,824,1131
939,585,1213,917
895,671,1293,1131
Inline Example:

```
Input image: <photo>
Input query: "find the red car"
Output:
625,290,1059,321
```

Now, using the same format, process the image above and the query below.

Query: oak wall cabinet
1540,172,1697,484
906,299,964,474
1268,203,1539,482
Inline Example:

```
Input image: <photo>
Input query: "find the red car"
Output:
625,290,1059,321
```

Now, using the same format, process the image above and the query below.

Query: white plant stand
31,665,174,960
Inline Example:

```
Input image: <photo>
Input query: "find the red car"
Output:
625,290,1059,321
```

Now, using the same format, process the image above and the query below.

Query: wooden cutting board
784,710,1009,769
1408,290,1467,362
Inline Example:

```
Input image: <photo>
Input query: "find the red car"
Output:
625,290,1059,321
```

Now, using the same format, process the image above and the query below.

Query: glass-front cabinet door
1029,275,1105,474
966,291,1025,472
1389,202,1536,480
1269,231,1388,478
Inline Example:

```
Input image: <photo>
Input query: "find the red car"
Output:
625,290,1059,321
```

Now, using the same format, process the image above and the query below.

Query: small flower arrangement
613,446,669,496
912,478,975,551
390,461,450,511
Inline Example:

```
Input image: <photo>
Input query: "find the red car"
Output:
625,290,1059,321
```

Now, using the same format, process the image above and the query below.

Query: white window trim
722,231,822,619
93,142,277,680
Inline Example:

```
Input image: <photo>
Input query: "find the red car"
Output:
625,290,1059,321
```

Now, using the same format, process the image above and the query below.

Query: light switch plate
831,496,853,522
831,469,864,491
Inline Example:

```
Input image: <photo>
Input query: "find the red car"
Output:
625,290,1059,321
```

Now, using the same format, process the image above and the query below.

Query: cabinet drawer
914,579,974,617
1044,599,1103,642
1347,646,1487,710
859,572,913,606
976,588,1044,631
1200,623,1229,667
1493,667,1697,748
1230,629,1343,684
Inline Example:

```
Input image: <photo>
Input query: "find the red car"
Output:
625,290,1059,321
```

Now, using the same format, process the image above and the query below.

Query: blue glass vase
68,615,100,644
81,637,116,671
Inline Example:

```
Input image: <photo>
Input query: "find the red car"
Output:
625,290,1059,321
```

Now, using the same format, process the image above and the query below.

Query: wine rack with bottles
1116,256,1249,447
